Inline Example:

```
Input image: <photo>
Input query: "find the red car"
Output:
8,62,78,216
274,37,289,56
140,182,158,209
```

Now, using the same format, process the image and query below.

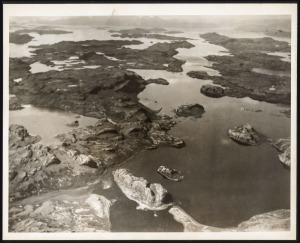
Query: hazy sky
10,15,291,32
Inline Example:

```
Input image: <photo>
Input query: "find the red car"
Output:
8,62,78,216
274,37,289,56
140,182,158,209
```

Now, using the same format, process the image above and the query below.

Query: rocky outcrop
149,127,185,149
271,138,291,167
9,124,41,148
9,194,112,232
146,78,169,85
200,84,225,98
187,71,210,80
174,104,205,118
9,125,107,201
237,209,290,231
109,28,189,40
114,71,146,93
169,206,290,232
157,166,184,182
228,124,261,145
169,206,235,232
56,111,184,166
113,169,173,210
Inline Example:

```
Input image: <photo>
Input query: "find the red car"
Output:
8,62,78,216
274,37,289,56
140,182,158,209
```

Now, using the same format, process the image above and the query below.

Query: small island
10,32,34,44
157,166,184,182
109,28,189,40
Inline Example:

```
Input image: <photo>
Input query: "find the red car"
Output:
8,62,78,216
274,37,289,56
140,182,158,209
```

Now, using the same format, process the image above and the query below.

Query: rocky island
157,166,184,182
109,28,189,40
113,169,173,210
228,124,291,167
174,104,205,118
13,29,73,35
228,124,262,146
200,84,225,98
271,138,291,167
9,32,34,44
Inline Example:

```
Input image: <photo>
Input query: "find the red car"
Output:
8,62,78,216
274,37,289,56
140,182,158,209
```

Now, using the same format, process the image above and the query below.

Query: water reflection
9,105,98,145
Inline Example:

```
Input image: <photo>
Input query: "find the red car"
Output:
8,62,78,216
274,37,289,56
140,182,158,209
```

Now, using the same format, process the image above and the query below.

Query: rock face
169,206,290,232
271,138,291,167
228,124,261,145
113,169,173,210
174,104,205,118
200,84,225,98
9,194,112,232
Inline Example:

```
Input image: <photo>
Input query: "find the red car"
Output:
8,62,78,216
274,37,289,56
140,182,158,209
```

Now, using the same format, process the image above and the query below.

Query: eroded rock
200,84,225,98
9,124,41,148
149,128,185,149
271,138,291,167
157,166,184,182
174,104,205,118
228,124,261,145
113,169,173,210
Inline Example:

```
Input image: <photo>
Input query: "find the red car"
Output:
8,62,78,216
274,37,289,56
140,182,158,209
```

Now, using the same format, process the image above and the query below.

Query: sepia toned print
3,4,297,240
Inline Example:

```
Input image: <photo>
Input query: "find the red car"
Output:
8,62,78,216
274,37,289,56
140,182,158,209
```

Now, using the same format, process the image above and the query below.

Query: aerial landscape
6,13,293,235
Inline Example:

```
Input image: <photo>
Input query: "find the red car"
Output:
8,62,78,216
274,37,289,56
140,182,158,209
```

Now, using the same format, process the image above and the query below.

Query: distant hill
10,15,290,33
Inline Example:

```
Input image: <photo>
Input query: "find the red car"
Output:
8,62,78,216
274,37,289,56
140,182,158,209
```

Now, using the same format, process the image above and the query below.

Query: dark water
103,53,290,230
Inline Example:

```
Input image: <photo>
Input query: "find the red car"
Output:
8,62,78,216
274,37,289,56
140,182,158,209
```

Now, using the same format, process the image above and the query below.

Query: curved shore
169,206,290,232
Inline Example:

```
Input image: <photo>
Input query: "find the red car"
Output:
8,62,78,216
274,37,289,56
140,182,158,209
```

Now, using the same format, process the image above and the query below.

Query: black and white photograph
2,3,297,240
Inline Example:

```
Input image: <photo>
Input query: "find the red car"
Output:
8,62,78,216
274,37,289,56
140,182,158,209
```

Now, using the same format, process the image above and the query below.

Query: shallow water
9,24,291,231
9,105,98,145
266,52,291,63
252,68,291,77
